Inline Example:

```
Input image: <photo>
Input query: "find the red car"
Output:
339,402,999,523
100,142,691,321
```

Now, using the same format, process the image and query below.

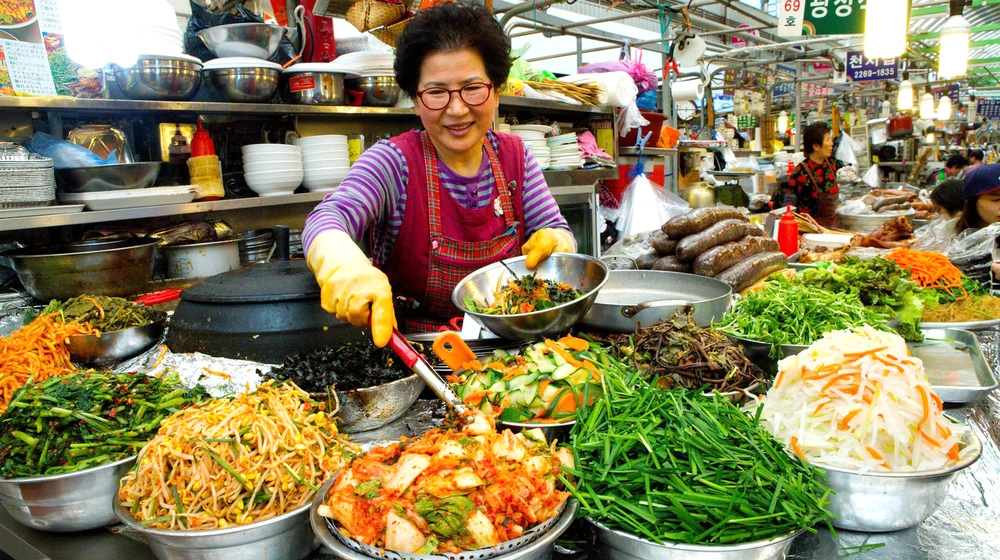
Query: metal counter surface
2,394,998,560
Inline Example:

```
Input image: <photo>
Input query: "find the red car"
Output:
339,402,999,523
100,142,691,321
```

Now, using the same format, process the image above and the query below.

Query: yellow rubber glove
521,228,576,269
307,230,396,348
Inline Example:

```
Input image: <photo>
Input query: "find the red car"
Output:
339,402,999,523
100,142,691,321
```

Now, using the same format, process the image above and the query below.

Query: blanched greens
464,274,582,315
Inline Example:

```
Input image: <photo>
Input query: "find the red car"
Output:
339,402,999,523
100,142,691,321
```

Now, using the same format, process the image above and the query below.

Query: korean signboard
978,99,1000,120
779,0,912,37
845,52,898,82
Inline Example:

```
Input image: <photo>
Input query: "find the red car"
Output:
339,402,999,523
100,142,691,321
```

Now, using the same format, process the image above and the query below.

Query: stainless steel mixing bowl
115,500,318,560
346,76,400,107
0,457,135,532
453,253,609,341
2,237,159,301
65,310,167,364
588,517,803,560
819,427,983,532
112,55,202,101
310,373,424,433
197,23,283,59
284,69,345,105
204,66,280,103
55,162,161,193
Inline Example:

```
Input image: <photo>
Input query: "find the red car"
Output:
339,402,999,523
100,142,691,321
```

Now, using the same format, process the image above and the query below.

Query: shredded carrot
920,431,942,447
865,446,891,469
939,422,952,438
790,436,807,460
843,346,888,358
0,313,95,413
930,392,943,412
947,444,960,462
838,409,861,430
916,385,930,431
885,249,969,300
821,373,859,393
813,401,829,415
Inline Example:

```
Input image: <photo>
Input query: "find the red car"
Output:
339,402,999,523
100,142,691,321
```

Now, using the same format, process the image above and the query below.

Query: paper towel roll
671,80,704,102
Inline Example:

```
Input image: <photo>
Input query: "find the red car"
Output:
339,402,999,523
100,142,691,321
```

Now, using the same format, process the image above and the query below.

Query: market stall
2,1,1000,560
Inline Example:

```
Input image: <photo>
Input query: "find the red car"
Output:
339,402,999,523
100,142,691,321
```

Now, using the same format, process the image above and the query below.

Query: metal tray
910,328,999,404
920,317,1000,331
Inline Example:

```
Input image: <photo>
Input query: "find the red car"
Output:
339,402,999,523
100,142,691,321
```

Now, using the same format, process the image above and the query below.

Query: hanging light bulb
865,0,909,59
925,132,936,144
939,0,971,79
897,71,914,111
777,110,788,134
937,95,953,121
920,85,936,120
881,98,892,118
968,94,978,125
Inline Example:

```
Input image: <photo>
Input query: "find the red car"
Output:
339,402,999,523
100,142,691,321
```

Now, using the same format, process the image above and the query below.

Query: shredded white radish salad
750,326,970,473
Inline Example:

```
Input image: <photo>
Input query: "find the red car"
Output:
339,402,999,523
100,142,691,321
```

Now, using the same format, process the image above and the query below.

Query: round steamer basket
310,475,579,560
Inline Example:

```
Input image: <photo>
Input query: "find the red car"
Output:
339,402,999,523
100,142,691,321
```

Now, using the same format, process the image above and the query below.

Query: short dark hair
946,154,969,169
970,149,984,163
931,179,965,214
803,122,830,156
393,2,512,98
957,196,989,231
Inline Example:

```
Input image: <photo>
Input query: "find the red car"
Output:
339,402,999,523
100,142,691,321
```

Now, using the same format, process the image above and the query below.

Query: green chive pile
562,371,832,545
0,371,205,478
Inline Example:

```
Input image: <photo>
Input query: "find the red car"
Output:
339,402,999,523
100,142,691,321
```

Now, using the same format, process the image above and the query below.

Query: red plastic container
190,120,215,157
777,206,799,257
621,111,668,148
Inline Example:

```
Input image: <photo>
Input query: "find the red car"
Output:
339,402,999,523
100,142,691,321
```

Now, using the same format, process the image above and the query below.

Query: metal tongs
384,326,470,417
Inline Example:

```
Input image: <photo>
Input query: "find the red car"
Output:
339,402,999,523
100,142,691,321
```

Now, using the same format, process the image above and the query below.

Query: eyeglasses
416,82,493,110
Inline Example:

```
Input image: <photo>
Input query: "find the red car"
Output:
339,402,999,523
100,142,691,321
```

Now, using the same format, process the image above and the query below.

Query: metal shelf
0,192,328,232
619,147,677,156
0,96,418,116
542,168,617,186
498,96,613,116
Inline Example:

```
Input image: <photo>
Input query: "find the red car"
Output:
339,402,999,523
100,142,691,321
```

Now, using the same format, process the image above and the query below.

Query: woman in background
784,122,838,227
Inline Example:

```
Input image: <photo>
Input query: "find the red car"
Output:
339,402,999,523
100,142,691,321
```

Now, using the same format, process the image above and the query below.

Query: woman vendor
303,3,575,347
783,122,839,227
956,164,1000,280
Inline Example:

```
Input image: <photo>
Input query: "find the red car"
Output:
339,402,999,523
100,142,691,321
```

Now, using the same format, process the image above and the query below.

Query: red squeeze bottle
190,120,215,157
777,206,799,256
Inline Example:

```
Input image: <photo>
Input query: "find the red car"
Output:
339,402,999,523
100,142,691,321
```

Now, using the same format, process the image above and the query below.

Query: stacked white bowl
510,125,551,170
241,144,303,197
546,133,584,171
334,51,395,77
291,135,351,193
137,0,184,56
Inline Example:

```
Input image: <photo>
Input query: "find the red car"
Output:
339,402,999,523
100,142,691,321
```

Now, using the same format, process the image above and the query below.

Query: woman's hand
307,230,396,348
521,228,576,269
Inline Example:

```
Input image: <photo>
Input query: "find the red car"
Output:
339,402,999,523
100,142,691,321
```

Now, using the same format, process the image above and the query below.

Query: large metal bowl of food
203,59,281,103
55,162,161,193
817,427,982,532
2,237,159,301
0,456,135,532
453,253,609,341
587,517,802,560
723,333,806,376
310,475,580,560
836,207,916,235
65,310,167,364
345,76,400,107
310,373,425,433
112,54,202,101
197,23,284,59
115,500,318,560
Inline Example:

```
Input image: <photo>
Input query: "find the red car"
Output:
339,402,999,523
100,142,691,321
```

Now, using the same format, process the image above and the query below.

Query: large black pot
166,228,367,363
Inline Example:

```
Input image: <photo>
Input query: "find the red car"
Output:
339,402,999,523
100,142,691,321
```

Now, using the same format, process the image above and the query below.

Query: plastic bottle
777,206,799,257
190,120,215,157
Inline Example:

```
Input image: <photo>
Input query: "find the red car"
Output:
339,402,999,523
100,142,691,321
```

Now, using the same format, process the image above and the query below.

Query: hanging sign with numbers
845,52,898,82
779,0,911,37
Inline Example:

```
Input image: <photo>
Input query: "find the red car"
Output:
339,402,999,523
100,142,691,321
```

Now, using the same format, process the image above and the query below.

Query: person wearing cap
956,164,1000,280
302,3,575,348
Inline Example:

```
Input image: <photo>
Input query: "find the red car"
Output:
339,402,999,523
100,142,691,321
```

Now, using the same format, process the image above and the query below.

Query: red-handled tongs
384,326,469,416
135,289,182,306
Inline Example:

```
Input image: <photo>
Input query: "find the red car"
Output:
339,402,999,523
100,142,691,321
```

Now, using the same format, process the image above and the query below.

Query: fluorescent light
864,0,908,59
897,73,914,111
920,87,936,120
777,110,788,133
938,2,971,79
937,95,952,121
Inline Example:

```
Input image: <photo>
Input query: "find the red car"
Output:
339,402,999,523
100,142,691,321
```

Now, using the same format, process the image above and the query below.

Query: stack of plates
0,156,56,209
510,125,552,170
136,0,184,56
546,133,584,171
333,51,395,77
241,144,303,197
59,186,196,211
291,135,350,193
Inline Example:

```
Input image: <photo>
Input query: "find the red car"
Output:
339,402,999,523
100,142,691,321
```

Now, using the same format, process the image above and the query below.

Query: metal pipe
576,37,583,70
715,0,777,28
794,62,802,151
559,8,659,30
706,35,860,59
498,0,564,28
506,22,626,47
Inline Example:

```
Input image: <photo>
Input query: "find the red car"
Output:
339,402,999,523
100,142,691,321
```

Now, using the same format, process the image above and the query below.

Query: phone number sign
846,52,898,82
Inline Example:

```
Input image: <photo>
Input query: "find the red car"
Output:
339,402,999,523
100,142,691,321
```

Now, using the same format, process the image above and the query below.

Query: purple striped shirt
303,130,569,263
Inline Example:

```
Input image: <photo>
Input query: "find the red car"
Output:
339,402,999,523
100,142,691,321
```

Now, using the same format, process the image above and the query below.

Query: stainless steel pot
284,68,345,105
204,67,280,103
346,76,401,107
65,310,167,364
0,457,135,532
580,270,732,333
2,237,159,301
112,55,202,101
588,517,802,560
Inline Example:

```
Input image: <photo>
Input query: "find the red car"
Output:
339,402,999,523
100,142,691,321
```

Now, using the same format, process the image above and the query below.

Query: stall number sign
780,1,909,37
846,52,898,82
978,99,1000,120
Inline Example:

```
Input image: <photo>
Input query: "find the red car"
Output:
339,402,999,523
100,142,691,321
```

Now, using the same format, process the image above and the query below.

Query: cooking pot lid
180,260,319,303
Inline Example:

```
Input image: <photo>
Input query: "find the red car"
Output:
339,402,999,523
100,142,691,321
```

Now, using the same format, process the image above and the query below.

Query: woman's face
976,192,1000,225
413,49,499,162
815,133,833,159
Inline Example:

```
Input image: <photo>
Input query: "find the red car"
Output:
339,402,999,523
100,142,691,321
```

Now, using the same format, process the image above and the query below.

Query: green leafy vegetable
354,479,382,500
416,535,440,554
415,495,476,539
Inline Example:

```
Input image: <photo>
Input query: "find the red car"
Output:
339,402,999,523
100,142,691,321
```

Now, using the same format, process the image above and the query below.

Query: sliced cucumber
509,372,539,389
479,399,494,414
533,359,556,374
511,384,539,407
492,349,511,358
551,351,568,367
540,384,560,401
567,367,592,385
488,381,507,393
551,363,576,380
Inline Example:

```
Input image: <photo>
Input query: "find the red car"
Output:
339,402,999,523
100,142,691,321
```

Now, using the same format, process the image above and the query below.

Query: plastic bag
26,132,115,169
577,58,658,93
636,90,658,110
862,164,881,188
616,173,690,238
560,71,636,107
184,1,297,64
946,223,1000,261
912,217,960,252
835,132,859,169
